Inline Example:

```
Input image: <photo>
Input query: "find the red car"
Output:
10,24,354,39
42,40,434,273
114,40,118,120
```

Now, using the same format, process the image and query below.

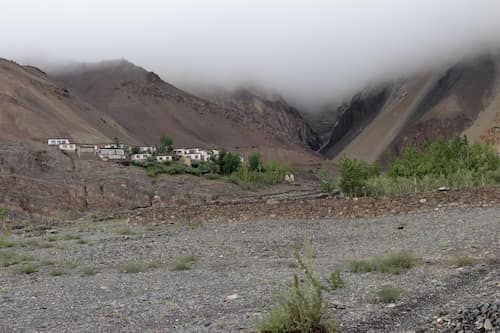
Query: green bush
258,242,336,333
217,150,242,175
375,285,402,303
338,156,380,197
230,160,289,190
319,169,335,194
340,136,500,197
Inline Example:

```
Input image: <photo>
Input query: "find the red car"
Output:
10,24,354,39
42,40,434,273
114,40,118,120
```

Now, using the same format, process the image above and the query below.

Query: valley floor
0,206,499,332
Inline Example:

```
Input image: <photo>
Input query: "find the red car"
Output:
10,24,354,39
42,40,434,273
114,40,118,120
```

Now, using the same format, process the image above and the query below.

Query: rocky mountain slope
318,54,500,162
0,59,137,144
51,60,320,164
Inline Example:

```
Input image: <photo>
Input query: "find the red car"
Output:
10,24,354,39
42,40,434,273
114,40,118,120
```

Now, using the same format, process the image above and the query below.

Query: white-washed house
156,155,173,163
173,149,187,157
131,153,151,161
58,143,77,152
103,143,127,149
77,145,98,157
186,153,202,161
97,148,127,161
48,138,70,146
139,146,156,153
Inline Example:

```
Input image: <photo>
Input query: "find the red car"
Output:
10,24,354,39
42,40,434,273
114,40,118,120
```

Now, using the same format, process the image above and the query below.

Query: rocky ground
0,204,498,332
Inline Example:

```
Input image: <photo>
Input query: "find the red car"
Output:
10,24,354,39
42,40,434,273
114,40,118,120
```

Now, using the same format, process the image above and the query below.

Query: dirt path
0,207,499,332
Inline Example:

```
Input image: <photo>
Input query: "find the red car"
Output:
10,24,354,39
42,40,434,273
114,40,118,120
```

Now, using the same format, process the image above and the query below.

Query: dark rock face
211,89,322,151
319,88,389,158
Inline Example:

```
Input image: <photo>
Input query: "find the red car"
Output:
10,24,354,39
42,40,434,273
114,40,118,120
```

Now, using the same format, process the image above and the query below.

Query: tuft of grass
117,227,136,236
119,261,160,274
38,242,54,249
80,266,97,276
0,238,16,249
49,268,66,276
349,251,418,275
450,256,475,267
18,263,38,275
40,260,56,266
46,236,58,242
63,234,81,241
65,261,79,270
76,239,89,245
375,285,402,303
172,255,197,271
326,269,345,290
0,251,20,267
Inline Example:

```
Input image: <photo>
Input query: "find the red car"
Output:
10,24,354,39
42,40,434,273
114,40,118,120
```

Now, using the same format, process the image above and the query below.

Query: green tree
217,150,242,175
248,152,263,172
130,146,140,155
339,156,380,196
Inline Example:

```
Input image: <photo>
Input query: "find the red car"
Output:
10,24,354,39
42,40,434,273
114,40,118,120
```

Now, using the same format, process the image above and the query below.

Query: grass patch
65,261,79,270
63,234,81,241
172,255,197,271
46,236,58,242
80,266,97,276
76,239,90,245
49,268,66,276
326,269,345,290
375,285,402,303
349,251,418,275
116,228,136,236
0,251,35,267
18,263,38,275
40,259,56,266
119,261,160,274
450,256,475,267
0,238,16,249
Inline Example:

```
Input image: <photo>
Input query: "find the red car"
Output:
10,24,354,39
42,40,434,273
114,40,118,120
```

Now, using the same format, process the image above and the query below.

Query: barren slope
52,61,321,164
0,59,137,144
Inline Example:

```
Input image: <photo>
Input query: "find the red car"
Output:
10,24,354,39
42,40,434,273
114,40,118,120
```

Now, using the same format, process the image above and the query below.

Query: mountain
318,54,500,162
0,58,136,144
51,60,321,163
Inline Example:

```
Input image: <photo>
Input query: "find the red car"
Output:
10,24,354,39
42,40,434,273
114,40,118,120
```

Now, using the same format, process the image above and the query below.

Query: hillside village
47,138,223,165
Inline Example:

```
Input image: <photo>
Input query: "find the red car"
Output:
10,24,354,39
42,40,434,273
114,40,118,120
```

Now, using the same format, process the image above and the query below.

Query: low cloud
2,0,500,108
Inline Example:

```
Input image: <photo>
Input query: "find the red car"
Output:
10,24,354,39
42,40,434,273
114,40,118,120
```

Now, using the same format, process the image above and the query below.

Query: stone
484,318,493,331
225,294,239,301
419,198,427,204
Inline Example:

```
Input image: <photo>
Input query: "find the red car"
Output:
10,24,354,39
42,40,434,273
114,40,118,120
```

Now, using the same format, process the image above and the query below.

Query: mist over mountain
2,1,500,108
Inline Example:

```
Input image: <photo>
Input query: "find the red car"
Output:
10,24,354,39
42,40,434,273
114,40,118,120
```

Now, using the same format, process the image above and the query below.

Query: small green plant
338,156,380,197
450,256,475,267
46,236,58,242
19,263,38,275
258,240,336,333
40,260,56,266
76,239,89,245
173,255,197,271
0,251,20,267
375,285,402,303
80,266,97,276
65,261,79,270
349,251,418,275
0,238,15,249
319,169,335,194
49,268,66,276
326,269,345,290
63,234,81,241
117,227,136,236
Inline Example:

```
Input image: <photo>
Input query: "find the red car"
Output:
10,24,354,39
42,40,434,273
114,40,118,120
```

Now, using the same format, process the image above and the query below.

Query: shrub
173,255,197,271
338,156,380,197
49,268,66,276
349,251,418,275
326,269,345,290
230,160,290,190
63,234,81,241
249,152,263,172
375,285,402,303
319,169,335,194
217,150,242,175
117,227,135,236
450,256,475,267
258,242,336,333
0,239,15,249
80,266,97,276
19,263,38,275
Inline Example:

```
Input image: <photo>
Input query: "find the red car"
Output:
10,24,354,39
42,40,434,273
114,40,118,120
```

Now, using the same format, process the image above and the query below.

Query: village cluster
47,138,220,164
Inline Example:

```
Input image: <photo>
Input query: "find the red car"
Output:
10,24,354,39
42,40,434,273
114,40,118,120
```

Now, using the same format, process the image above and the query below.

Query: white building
139,146,156,153
48,138,70,146
59,143,77,152
173,149,187,156
98,148,127,161
156,155,173,163
131,153,151,161
103,143,127,149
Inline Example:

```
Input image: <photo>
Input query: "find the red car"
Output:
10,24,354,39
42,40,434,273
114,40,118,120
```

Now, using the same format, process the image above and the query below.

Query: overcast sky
2,0,500,107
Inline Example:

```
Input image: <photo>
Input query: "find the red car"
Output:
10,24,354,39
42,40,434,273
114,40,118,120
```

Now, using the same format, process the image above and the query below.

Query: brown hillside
0,58,137,144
